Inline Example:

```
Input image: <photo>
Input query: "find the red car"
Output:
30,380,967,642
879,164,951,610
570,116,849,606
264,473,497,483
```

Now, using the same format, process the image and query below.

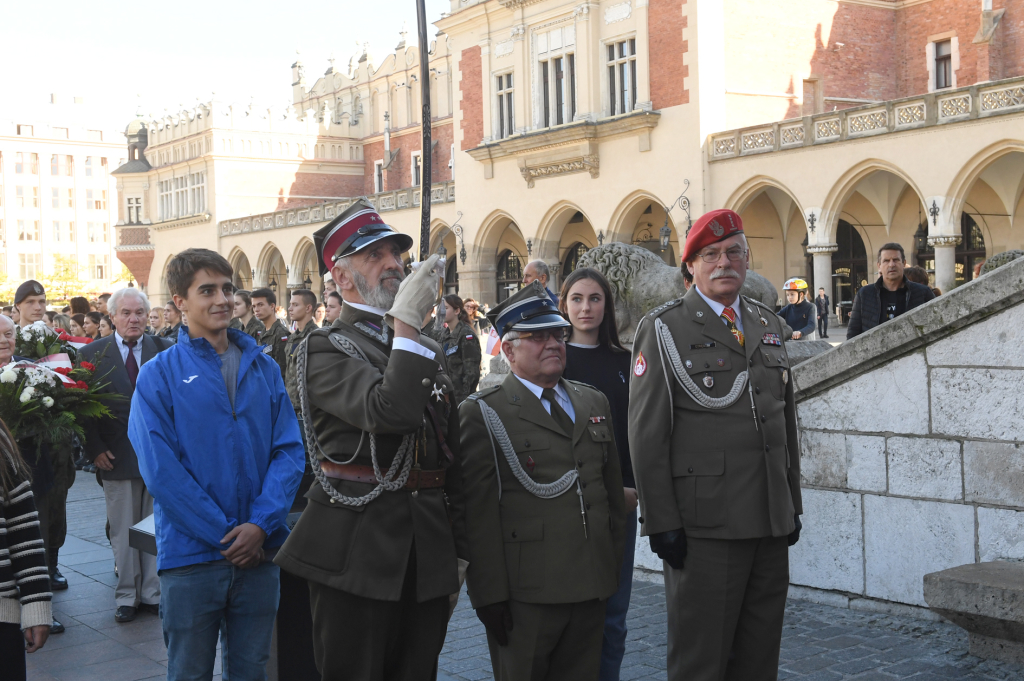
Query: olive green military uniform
284,319,318,413
441,320,482,405
259,318,290,378
628,286,803,681
229,314,265,342
274,303,468,680
460,373,626,681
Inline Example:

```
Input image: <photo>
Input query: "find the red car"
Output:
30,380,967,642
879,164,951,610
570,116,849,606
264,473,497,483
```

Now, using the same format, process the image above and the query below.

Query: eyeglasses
696,246,747,263
516,328,570,343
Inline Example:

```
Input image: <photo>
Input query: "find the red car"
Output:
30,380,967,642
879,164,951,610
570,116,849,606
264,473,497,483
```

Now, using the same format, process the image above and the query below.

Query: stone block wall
789,256,1024,608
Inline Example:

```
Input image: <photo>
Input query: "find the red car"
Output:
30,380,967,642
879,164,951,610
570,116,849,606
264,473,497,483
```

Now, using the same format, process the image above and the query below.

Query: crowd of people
0,198,953,681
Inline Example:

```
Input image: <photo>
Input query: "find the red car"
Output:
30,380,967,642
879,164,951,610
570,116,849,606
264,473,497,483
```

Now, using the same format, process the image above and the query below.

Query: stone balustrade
708,76,1024,162
218,181,456,236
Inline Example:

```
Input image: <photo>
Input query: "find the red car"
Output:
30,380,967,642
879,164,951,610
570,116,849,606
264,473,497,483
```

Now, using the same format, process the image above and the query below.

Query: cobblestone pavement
32,476,1024,681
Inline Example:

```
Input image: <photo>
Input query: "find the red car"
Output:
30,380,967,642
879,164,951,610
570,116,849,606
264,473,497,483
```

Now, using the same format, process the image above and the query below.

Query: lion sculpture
576,242,779,344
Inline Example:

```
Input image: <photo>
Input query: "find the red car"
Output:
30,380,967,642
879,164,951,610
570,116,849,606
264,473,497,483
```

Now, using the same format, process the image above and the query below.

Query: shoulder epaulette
742,296,776,314
645,297,684,319
466,385,501,402
565,379,597,394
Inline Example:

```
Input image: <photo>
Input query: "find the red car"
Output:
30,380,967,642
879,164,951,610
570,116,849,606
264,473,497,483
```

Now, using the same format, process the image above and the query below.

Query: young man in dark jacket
129,249,304,681
847,243,934,339
814,288,830,338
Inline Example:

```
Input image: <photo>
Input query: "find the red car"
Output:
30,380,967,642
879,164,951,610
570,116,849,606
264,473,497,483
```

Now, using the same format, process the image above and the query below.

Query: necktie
124,340,139,388
720,307,745,347
542,388,574,437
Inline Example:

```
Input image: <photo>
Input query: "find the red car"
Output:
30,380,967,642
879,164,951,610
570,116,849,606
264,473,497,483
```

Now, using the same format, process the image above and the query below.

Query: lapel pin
759,317,769,326
512,394,520,402
717,359,725,367
703,374,714,388
696,311,704,318
685,360,693,369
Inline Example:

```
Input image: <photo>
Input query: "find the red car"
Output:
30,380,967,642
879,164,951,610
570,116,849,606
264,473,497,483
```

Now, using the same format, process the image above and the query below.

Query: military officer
251,287,290,377
628,209,802,681
459,281,626,681
283,288,319,416
274,199,468,681
228,288,266,341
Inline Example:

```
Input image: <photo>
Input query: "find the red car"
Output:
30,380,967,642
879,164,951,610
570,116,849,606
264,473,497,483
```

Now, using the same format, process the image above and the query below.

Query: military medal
782,369,789,385
589,416,606,423
703,374,714,388
526,456,536,473
684,360,693,369
431,384,444,402
760,317,769,327
762,333,782,346
717,359,725,367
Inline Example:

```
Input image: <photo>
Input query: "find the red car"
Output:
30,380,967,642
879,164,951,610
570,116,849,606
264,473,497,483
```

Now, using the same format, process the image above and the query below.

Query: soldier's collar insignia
354,321,389,345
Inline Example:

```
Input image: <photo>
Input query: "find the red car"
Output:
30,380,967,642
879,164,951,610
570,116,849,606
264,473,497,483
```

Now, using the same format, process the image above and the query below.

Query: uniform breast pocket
760,348,789,401
587,426,612,442
670,450,726,528
510,434,549,472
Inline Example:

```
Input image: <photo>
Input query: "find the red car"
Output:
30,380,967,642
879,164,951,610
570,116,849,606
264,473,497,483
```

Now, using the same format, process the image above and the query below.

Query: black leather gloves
476,601,514,646
649,529,688,570
788,514,802,547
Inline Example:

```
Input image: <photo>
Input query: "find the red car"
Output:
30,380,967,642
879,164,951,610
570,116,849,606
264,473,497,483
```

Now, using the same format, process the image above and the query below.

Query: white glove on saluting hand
385,254,442,330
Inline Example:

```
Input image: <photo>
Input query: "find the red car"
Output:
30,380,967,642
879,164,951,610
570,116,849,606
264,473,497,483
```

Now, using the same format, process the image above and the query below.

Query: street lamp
659,219,671,253
269,275,278,292
303,274,312,288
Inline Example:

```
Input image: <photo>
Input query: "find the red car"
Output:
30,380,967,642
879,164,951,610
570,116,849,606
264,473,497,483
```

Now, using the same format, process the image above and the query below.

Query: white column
929,235,960,294
808,244,839,323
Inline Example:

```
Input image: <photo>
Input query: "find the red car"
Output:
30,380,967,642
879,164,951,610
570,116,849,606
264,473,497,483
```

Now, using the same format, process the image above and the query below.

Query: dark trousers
664,536,789,681
0,622,27,681
307,552,449,681
817,315,828,337
35,456,74,565
486,599,607,681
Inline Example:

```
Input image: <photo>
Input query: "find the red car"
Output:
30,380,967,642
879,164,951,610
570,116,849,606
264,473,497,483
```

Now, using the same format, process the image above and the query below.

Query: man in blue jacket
128,248,305,681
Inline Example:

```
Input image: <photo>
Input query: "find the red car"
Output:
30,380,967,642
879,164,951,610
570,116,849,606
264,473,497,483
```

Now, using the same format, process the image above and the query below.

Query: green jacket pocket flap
503,519,544,543
587,426,613,442
671,450,725,477
512,434,550,452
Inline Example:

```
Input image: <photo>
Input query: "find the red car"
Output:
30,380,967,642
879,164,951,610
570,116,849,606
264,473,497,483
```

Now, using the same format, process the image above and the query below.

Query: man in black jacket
847,243,934,339
815,288,830,338
82,288,174,623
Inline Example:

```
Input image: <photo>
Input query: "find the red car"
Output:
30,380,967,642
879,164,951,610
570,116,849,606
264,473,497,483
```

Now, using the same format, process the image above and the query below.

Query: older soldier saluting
275,199,468,681
460,281,625,681
629,209,803,681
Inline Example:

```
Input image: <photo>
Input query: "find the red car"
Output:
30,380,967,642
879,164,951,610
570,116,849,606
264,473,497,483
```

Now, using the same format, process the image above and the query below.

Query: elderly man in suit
82,288,174,623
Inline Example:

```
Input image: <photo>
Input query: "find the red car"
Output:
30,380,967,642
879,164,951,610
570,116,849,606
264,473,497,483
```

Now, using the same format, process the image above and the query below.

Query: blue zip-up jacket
128,326,305,570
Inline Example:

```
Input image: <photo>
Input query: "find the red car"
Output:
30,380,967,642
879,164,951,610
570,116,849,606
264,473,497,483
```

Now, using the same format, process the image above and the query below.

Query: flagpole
416,0,432,261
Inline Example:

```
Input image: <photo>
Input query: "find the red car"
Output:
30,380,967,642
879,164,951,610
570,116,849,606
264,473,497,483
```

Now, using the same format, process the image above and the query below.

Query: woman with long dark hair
559,267,637,681
438,294,482,404
0,418,52,679
83,311,103,339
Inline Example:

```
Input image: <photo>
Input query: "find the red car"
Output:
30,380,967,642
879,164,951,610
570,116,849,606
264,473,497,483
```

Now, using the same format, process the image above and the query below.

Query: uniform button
704,362,709,368
421,378,431,387
586,503,591,510
638,517,645,524
760,415,767,423
687,467,694,474
749,358,754,366
511,530,517,538
755,387,761,395
765,445,771,453
577,459,583,467
581,481,587,488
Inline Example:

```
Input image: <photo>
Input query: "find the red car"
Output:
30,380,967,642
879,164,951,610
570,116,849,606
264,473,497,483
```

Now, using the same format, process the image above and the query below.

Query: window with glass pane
542,62,551,128
18,220,38,241
19,254,40,280
51,155,59,175
53,221,61,241
935,40,952,90
16,187,24,208
496,74,515,139
411,153,422,187
86,190,94,208
607,39,637,115
67,189,74,208
68,221,75,241
32,187,38,208
30,154,37,174
15,153,23,174
85,156,93,177
52,187,59,208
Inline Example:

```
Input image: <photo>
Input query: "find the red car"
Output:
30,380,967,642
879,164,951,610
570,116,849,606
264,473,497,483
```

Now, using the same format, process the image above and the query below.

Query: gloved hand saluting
384,254,442,330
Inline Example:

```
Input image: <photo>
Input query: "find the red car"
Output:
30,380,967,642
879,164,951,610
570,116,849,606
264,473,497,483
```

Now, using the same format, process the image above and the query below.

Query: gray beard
351,268,403,310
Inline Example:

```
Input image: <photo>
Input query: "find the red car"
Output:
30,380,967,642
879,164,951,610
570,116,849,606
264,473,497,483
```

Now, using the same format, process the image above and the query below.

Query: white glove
385,254,442,330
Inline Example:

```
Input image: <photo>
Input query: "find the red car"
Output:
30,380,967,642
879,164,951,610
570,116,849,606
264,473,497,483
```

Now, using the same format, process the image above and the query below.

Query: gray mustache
709,269,741,280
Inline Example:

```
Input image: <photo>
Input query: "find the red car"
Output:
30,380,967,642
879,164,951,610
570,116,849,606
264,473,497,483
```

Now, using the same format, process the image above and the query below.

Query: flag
485,327,501,356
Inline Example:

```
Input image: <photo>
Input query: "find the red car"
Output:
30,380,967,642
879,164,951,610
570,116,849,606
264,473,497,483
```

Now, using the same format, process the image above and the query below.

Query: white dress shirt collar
513,374,575,423
694,286,744,333
344,301,389,317
114,332,144,364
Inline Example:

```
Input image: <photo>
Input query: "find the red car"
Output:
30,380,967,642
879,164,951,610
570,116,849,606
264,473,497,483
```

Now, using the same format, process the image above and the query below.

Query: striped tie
720,308,744,347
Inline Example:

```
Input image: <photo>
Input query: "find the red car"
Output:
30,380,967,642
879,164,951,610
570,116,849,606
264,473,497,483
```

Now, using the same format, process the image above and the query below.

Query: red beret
680,209,744,264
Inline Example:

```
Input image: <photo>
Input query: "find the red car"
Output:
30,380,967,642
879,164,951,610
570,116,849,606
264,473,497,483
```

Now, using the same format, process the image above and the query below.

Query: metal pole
416,0,432,261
